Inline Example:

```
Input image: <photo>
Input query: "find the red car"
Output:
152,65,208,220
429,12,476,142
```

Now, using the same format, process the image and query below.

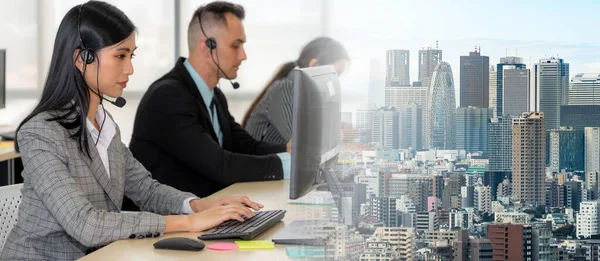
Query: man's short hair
187,1,245,52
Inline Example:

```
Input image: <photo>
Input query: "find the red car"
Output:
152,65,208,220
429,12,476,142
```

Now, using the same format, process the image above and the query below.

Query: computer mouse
153,237,205,251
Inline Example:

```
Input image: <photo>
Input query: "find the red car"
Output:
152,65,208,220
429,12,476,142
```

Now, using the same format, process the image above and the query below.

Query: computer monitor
0,49,5,110
289,65,342,200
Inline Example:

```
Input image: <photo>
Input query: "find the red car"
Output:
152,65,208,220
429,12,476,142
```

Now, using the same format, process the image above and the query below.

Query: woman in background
242,37,349,144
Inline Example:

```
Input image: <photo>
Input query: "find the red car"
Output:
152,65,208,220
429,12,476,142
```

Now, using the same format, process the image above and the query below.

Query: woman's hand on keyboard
187,205,255,232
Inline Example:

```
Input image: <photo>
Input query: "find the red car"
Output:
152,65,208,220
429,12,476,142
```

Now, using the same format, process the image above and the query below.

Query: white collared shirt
86,106,197,214
86,105,116,177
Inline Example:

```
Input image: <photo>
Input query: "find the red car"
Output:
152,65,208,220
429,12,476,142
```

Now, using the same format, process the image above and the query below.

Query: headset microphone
88,87,127,108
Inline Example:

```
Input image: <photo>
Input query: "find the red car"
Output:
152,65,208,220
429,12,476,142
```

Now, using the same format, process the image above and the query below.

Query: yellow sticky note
0,142,13,149
234,240,274,250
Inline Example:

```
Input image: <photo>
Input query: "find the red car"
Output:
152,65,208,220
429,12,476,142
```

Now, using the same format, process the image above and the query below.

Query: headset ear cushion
80,49,95,64
206,38,217,50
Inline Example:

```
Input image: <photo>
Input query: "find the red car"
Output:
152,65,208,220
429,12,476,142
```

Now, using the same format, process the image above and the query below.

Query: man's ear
309,58,318,67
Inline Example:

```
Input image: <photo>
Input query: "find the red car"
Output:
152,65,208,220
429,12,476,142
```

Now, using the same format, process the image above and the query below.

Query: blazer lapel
81,132,120,210
173,58,220,142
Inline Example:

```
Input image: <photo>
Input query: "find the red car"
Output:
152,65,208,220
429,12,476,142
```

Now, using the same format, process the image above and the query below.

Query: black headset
197,8,240,89
78,4,96,66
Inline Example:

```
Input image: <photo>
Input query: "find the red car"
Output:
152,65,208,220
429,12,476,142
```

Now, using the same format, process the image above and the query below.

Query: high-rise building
565,180,586,211
569,73,600,105
474,185,491,214
385,87,428,148
549,127,584,172
586,127,600,174
356,104,377,130
407,180,429,212
399,103,423,150
488,116,513,171
456,107,494,154
502,66,530,117
496,57,526,118
560,105,600,130
453,230,493,261
545,180,565,209
428,61,456,149
369,227,414,261
489,65,498,117
533,57,570,130
372,107,399,149
487,224,534,261
368,58,385,107
483,171,511,201
385,49,410,87
577,201,600,239
419,46,443,89
461,186,475,208
512,112,546,206
460,49,490,108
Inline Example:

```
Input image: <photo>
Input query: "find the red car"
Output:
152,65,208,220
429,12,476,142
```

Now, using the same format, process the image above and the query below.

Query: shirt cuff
181,197,200,214
277,152,291,180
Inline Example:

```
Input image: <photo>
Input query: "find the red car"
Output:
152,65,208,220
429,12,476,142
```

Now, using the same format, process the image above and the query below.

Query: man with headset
128,1,291,203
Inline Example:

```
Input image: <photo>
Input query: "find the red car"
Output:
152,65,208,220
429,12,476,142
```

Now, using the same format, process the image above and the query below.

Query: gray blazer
1,111,197,260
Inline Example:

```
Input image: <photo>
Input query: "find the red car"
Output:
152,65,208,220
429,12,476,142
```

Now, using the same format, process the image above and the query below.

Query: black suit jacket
129,57,286,198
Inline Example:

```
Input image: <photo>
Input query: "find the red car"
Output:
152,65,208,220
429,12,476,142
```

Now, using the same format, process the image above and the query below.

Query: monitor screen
0,50,5,110
289,65,341,199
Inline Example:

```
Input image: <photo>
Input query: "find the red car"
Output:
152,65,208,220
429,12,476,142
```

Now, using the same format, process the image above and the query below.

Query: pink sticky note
207,243,239,251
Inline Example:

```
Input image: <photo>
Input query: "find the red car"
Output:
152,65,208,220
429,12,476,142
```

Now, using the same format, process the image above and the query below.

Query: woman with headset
242,37,349,144
1,1,261,260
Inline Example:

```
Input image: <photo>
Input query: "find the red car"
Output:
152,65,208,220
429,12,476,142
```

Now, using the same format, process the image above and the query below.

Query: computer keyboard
198,210,286,240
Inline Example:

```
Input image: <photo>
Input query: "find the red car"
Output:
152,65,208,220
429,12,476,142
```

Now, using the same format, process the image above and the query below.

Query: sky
326,0,600,111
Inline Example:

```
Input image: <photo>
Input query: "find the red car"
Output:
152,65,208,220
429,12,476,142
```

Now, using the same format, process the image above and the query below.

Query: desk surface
0,141,19,162
81,180,329,261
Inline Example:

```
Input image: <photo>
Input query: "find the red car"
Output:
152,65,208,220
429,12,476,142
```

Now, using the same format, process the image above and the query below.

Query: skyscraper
488,116,513,171
512,112,546,206
385,86,428,147
428,61,456,149
372,107,399,149
385,49,410,87
502,66,530,117
460,49,489,108
419,46,443,89
549,127,584,173
576,201,600,239
496,57,527,117
489,66,498,116
569,73,600,105
368,58,385,107
456,107,494,154
399,103,423,150
560,105,600,130
585,127,600,174
533,57,570,130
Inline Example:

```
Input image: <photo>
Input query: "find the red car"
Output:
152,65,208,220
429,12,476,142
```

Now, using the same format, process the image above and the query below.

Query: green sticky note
234,240,275,250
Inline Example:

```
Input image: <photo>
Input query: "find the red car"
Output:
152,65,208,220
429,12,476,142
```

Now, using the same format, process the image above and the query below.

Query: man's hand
287,140,292,154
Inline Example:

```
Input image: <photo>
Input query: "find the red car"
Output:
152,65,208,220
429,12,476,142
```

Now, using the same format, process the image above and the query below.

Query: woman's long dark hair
15,1,135,157
241,37,348,128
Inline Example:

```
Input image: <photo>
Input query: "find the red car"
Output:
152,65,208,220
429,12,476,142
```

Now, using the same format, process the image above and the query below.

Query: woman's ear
308,58,318,67
73,49,84,72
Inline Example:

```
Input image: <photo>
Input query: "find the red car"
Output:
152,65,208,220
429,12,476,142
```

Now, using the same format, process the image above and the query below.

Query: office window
0,0,37,91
